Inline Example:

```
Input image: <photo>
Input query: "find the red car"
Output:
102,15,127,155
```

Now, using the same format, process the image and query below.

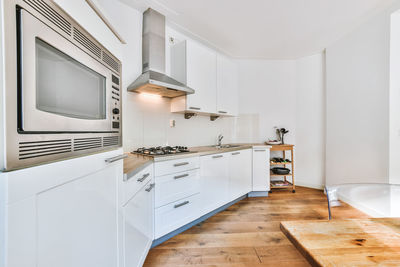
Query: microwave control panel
111,74,121,130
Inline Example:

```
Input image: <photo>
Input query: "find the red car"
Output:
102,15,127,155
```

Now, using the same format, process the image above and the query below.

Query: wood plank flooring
144,186,368,267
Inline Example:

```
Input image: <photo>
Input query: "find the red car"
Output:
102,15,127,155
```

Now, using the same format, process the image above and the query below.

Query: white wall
324,2,400,185
0,0,5,265
237,59,297,144
0,0,4,171
390,10,400,185
295,53,326,189
237,55,326,189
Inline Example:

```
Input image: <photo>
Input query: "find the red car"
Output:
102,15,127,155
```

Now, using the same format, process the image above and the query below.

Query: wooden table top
280,218,400,267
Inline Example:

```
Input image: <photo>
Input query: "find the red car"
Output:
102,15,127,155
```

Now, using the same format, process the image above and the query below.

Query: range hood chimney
127,8,194,97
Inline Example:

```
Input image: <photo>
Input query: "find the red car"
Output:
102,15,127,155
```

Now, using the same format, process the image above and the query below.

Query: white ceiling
120,0,396,59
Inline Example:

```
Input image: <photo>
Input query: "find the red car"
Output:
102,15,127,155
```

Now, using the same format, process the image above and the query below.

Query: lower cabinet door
154,193,200,239
229,149,252,198
200,153,230,214
35,162,121,267
253,148,271,191
123,180,154,267
4,150,125,267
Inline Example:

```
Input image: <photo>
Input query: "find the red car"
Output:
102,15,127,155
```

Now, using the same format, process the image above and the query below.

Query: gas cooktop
132,146,192,156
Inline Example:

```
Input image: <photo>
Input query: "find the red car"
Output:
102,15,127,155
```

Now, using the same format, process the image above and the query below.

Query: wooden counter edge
280,222,322,267
270,144,294,151
123,153,154,177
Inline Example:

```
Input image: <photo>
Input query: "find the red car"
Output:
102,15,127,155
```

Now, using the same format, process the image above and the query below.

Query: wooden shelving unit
270,172,293,177
270,162,292,166
269,144,295,193
270,180,293,189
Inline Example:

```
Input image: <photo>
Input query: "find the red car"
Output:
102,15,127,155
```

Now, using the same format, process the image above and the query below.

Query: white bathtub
328,184,400,218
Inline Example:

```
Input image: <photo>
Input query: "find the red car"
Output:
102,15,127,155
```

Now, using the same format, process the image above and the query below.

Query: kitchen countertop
280,218,400,266
123,153,153,179
123,143,271,177
152,143,271,162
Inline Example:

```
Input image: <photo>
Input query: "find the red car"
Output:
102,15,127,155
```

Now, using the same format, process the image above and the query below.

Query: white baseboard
296,181,325,190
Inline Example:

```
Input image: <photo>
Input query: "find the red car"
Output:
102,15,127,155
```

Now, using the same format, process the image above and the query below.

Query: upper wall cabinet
216,54,238,116
53,0,122,58
171,40,217,114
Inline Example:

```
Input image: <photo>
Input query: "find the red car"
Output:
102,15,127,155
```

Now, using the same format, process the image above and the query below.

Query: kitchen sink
214,144,241,149
223,144,241,148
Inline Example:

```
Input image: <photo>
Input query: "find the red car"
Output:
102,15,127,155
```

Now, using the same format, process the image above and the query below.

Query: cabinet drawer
154,157,199,177
155,193,201,238
123,165,153,204
155,169,200,208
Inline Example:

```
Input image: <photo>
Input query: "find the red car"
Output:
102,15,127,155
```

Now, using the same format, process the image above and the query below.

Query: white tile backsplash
123,96,238,151
235,114,260,143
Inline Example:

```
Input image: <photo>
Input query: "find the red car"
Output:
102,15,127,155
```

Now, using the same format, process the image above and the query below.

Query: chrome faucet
217,134,224,147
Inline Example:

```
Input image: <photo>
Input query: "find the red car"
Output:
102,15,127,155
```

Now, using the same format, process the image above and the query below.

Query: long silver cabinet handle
189,107,201,110
174,162,189,167
137,173,150,182
174,200,189,208
174,173,189,179
145,183,155,192
232,152,241,155
212,155,223,159
218,111,227,114
254,149,266,152
105,154,128,163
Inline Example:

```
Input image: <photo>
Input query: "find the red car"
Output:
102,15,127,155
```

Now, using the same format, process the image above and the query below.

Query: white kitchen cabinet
200,153,230,214
123,180,154,267
123,164,153,204
216,54,238,116
155,193,201,239
171,40,217,114
252,147,271,192
155,169,200,208
53,0,121,58
35,166,120,267
229,149,252,199
153,156,201,238
3,149,123,267
154,156,199,177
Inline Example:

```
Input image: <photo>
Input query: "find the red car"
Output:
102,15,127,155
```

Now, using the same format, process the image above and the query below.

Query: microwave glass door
36,38,106,120
19,9,113,133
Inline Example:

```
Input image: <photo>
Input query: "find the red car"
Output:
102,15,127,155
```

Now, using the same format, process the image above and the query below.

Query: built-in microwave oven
3,0,122,170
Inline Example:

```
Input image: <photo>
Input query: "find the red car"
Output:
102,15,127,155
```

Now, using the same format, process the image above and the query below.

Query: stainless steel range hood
128,8,194,97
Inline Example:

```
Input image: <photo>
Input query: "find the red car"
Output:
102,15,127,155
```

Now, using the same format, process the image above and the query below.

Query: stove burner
133,146,190,156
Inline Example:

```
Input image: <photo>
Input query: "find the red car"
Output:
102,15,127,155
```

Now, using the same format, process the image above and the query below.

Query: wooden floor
144,186,368,267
